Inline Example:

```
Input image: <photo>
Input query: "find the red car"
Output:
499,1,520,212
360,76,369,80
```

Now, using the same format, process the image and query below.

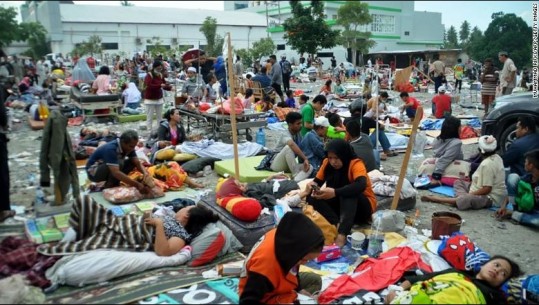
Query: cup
346,232,366,250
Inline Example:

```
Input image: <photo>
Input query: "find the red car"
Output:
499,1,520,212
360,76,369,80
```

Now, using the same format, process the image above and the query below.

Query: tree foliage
335,1,375,66
282,0,340,57
235,37,275,68
473,13,532,68
464,26,483,55
120,1,134,6
0,6,20,50
199,17,223,56
18,22,50,59
444,26,458,49
72,35,103,57
459,20,470,44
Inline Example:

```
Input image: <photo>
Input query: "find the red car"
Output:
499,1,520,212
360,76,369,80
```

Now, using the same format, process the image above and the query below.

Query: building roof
59,4,272,27
368,49,461,55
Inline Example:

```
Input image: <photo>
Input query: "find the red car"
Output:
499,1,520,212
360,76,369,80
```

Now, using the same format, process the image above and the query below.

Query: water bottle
256,127,266,146
367,213,384,257
35,186,46,206
28,173,36,186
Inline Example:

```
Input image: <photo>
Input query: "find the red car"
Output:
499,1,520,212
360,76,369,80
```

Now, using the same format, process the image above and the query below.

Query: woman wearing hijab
143,60,171,138
122,82,142,110
307,139,377,247
239,212,324,304
72,57,96,83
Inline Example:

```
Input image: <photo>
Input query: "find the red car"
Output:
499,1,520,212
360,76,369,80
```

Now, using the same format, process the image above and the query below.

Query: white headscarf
122,82,141,105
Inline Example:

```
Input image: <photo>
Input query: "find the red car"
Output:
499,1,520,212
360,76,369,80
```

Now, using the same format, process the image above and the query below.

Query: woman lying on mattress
385,255,521,304
39,195,219,257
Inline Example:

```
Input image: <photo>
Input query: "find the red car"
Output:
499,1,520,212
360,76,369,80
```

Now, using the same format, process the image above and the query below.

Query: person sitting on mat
421,135,507,210
306,139,377,247
239,212,324,304
385,255,521,304
85,130,151,193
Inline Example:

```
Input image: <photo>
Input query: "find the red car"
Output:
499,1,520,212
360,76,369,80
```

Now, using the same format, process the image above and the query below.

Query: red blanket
0,236,60,288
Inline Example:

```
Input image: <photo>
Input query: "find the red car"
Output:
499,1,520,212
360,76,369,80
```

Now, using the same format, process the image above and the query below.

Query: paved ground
3,77,538,275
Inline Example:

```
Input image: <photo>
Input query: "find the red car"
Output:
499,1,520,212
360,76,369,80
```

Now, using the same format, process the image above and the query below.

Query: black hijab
323,139,358,187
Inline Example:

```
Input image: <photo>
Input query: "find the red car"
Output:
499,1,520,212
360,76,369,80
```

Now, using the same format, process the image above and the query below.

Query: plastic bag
371,210,406,233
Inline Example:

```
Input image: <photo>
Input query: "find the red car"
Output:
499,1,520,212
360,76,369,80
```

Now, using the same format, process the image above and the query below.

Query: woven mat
45,251,244,304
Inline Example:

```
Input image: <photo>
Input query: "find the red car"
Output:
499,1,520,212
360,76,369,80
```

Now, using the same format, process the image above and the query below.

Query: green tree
0,6,24,50
476,13,532,68
282,0,340,58
72,35,102,57
120,1,134,6
199,17,223,56
235,37,275,69
445,26,458,48
18,22,50,59
336,1,375,66
145,36,169,58
459,20,470,45
465,26,483,56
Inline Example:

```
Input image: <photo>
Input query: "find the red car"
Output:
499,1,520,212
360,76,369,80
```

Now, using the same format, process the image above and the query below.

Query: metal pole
265,2,269,38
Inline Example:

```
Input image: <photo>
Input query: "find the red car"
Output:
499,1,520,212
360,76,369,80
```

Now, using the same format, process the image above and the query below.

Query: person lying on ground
421,135,507,210
385,255,521,304
85,129,151,193
418,116,464,186
496,149,539,228
307,139,377,248
238,212,324,304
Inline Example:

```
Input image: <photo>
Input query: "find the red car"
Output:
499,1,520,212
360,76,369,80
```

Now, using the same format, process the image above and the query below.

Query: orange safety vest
238,229,298,304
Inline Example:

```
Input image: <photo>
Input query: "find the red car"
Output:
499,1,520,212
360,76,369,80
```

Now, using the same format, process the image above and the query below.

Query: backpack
281,60,292,75
516,179,535,212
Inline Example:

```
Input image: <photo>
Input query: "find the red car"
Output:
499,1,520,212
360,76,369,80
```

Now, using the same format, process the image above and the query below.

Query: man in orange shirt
431,87,452,118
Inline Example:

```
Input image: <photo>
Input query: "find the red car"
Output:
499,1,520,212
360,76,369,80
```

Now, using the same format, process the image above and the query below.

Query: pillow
189,225,226,267
215,177,243,198
217,196,262,222
215,221,243,256
173,153,197,162
155,148,176,161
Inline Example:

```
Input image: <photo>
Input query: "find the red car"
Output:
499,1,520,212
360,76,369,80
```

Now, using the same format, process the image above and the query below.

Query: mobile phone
311,184,320,192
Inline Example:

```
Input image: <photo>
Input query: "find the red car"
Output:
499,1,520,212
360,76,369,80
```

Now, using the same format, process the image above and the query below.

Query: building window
404,31,410,36
359,14,395,34
277,44,286,50
235,3,248,9
101,43,119,50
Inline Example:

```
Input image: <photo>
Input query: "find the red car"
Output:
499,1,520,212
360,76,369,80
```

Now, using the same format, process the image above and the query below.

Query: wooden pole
226,33,240,180
414,66,434,83
391,106,423,210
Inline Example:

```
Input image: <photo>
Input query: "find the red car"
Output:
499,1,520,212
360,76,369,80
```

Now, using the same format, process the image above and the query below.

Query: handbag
431,211,462,240
302,204,337,246
254,150,276,171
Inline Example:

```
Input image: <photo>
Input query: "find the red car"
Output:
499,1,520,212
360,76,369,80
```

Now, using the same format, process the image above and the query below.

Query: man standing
184,52,216,84
498,51,517,95
432,56,445,94
280,55,292,93
453,59,465,93
269,55,284,103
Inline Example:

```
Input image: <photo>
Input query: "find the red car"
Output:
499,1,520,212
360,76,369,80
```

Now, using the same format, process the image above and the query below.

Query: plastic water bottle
35,186,46,206
256,127,266,146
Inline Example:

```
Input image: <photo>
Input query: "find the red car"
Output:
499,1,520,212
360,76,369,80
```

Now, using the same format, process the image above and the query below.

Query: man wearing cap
421,135,507,210
181,67,206,103
431,87,452,119
300,116,329,172
498,51,517,95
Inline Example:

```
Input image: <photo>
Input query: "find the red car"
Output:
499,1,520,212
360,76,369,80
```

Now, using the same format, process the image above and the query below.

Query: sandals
384,151,399,157
0,210,16,223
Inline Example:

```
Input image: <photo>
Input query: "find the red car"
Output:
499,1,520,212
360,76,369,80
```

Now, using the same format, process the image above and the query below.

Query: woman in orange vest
307,139,377,247
238,212,324,304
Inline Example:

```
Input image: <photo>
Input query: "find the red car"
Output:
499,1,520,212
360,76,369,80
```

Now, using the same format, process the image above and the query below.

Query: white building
20,1,274,59
229,1,445,67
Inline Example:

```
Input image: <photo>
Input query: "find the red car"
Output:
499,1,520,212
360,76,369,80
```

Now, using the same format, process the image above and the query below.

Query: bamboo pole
391,106,423,210
226,33,240,180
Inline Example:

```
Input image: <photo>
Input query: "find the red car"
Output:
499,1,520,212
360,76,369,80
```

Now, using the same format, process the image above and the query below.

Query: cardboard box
315,245,342,263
